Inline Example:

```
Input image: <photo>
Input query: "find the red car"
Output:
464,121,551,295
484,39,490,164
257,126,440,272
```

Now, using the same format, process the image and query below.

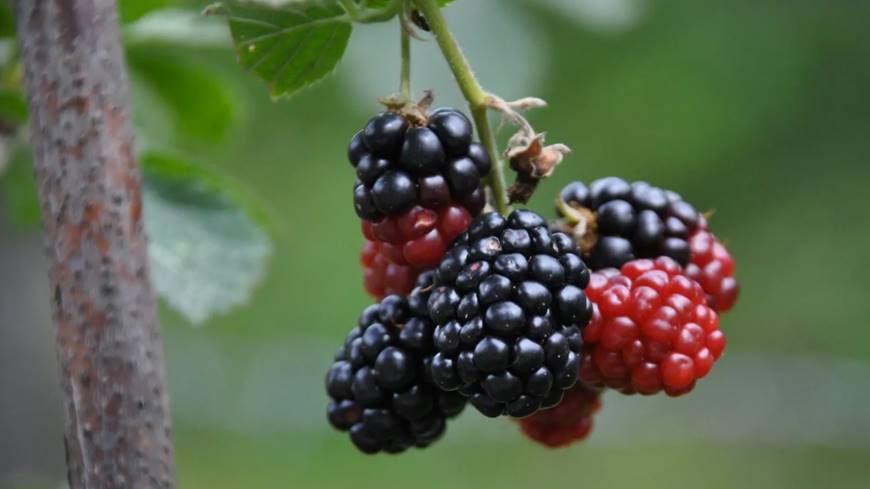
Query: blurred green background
2,0,870,488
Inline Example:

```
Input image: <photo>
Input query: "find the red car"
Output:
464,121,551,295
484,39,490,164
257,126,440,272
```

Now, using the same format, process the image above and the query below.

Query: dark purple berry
597,200,636,236
354,184,380,220
363,112,408,158
356,154,391,186
428,210,591,417
372,171,416,215
589,236,635,270
445,157,480,198
326,290,466,454
418,174,451,209
348,131,368,167
558,179,707,269
400,127,446,175
467,143,492,175
428,109,473,156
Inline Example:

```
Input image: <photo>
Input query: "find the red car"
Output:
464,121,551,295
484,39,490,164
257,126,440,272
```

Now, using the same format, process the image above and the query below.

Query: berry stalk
399,16,412,103
413,0,510,216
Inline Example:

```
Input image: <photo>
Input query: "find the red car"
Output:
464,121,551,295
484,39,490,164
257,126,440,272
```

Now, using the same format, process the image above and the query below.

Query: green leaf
127,48,237,145
129,68,176,151
212,0,353,98
0,2,15,38
142,152,272,325
0,88,27,125
0,143,40,229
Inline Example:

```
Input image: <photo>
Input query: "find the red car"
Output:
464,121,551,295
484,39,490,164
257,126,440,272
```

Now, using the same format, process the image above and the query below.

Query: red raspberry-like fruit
362,203,472,269
686,220,738,312
361,240,420,299
580,256,726,396
516,384,603,448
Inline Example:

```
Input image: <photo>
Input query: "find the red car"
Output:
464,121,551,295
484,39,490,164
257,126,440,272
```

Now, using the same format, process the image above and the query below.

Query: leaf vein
282,23,342,91
236,15,348,47
269,28,317,85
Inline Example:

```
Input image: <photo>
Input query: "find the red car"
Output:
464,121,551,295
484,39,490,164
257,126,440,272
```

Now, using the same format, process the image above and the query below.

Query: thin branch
412,0,510,215
14,1,177,487
399,13,411,103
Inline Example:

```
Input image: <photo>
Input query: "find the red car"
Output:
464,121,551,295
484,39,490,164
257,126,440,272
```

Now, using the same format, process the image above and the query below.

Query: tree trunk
14,1,177,488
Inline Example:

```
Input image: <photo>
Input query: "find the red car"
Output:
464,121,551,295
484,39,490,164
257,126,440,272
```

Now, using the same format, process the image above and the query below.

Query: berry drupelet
326,273,467,454
360,240,420,299
349,108,491,220
579,257,726,396
516,383,603,448
361,202,473,270
686,217,739,312
426,209,594,418
556,178,739,312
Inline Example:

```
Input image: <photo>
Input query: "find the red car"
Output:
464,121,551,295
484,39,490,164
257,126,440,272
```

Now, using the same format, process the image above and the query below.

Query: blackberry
556,178,701,269
557,179,740,312
516,383,603,448
326,273,467,454
349,109,492,220
426,210,594,418
579,257,726,396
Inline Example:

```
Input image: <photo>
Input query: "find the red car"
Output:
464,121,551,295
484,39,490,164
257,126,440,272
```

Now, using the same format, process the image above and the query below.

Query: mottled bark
14,1,177,488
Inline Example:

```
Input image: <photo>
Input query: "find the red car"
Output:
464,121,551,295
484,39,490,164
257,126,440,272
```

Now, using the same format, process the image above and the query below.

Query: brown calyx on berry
555,193,598,254
379,90,435,127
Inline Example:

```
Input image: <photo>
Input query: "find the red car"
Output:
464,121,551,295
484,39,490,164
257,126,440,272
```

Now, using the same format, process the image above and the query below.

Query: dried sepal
555,196,598,254
505,131,571,204
377,90,435,126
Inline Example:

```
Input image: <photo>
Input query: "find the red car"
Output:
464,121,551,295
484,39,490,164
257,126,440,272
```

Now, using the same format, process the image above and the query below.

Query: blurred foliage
0,146,39,229
118,0,175,23
143,152,272,325
0,3,14,39
0,89,27,125
3,0,870,488
127,47,238,145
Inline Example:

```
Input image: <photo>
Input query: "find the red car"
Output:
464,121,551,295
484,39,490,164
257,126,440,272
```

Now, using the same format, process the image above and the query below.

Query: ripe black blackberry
349,108,492,220
326,272,467,454
426,209,593,418
556,177,701,270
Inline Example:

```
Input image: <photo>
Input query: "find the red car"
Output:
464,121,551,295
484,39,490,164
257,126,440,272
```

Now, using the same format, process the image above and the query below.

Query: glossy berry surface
326,274,467,454
361,240,420,299
349,109,491,219
557,178,739,312
362,203,472,272
427,210,594,418
579,257,726,396
516,384,603,448
557,178,701,269
686,220,739,312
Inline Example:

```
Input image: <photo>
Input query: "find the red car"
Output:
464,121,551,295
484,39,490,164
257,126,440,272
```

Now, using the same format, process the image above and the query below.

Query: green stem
340,0,404,23
399,17,411,103
413,0,510,215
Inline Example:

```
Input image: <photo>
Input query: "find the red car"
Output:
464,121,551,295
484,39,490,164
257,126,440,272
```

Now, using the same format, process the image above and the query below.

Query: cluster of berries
349,108,491,299
555,178,738,313
327,111,739,454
